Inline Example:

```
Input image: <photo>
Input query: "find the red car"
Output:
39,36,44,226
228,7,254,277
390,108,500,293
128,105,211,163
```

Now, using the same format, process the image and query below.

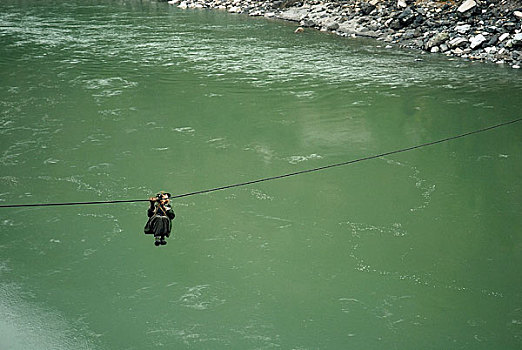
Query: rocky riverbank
165,0,522,68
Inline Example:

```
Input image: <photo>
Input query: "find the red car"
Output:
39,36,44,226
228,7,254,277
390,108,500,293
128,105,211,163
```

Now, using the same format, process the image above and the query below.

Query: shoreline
165,0,522,69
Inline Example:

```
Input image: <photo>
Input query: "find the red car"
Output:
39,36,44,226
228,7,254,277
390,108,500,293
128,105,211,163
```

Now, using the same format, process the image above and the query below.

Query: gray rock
402,29,418,39
411,14,424,27
338,19,378,38
486,34,499,46
453,47,464,55
469,33,487,49
454,24,471,34
360,3,376,15
514,11,522,20
389,19,402,30
249,10,264,16
277,7,309,22
512,33,522,47
325,20,339,31
228,6,242,13
457,0,477,14
448,36,469,49
499,33,510,42
413,39,424,47
300,19,315,27
397,7,416,26
426,32,449,49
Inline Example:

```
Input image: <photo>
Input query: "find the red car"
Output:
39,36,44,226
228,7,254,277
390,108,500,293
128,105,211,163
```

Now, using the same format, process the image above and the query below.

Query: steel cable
1,117,520,209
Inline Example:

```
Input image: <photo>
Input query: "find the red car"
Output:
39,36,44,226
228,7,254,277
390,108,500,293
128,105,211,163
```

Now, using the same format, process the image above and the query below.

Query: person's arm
165,205,175,220
147,197,156,217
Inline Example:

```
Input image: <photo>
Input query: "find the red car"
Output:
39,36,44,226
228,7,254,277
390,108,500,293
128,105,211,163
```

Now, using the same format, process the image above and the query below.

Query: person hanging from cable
144,191,175,246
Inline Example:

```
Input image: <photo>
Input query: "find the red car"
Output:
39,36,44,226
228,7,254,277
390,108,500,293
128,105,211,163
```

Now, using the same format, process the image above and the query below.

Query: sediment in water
164,0,522,69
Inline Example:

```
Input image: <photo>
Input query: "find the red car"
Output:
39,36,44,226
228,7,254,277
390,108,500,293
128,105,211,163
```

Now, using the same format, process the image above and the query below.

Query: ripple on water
0,176,19,187
206,137,231,149
250,189,273,201
382,157,436,212
81,77,138,98
286,153,323,165
178,284,226,311
172,126,196,135
342,218,507,298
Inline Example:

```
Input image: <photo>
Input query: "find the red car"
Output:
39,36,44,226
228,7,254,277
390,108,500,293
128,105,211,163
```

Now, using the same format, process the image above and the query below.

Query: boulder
426,32,449,49
337,19,358,34
397,7,416,26
454,24,471,34
360,2,376,15
277,7,309,22
324,20,339,31
388,7,416,29
457,0,477,14
249,10,264,16
403,29,419,39
228,6,242,13
300,19,315,27
389,19,402,30
512,33,522,47
499,33,510,42
338,19,379,38
469,34,487,49
448,36,469,48
486,34,499,46
411,14,424,27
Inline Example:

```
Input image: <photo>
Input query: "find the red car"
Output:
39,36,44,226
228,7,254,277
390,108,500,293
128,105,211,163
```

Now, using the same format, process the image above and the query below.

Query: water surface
1,0,521,349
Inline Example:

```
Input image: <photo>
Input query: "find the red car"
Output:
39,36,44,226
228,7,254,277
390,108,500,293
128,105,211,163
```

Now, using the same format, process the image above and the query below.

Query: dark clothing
144,204,175,237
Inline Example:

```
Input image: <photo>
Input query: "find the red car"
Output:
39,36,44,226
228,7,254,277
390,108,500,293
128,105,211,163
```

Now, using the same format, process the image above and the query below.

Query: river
1,0,521,349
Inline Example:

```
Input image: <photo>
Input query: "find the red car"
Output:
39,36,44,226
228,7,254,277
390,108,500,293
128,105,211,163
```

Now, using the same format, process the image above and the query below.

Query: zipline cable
1,117,520,209
171,117,522,199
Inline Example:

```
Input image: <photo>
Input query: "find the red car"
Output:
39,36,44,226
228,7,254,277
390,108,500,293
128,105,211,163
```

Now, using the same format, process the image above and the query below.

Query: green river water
1,0,521,349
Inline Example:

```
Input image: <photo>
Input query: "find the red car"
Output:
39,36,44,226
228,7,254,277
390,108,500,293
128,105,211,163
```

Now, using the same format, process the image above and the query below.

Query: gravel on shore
165,0,522,69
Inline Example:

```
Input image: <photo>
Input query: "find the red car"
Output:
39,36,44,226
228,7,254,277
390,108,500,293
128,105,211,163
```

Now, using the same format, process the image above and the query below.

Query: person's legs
160,235,167,245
